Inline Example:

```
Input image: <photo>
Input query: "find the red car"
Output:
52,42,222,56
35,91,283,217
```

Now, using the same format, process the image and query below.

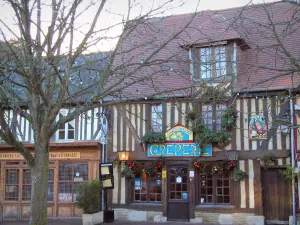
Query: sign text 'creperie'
0,152,80,160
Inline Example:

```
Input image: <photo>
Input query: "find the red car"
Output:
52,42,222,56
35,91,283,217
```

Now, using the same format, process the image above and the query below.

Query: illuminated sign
147,143,212,157
165,124,193,142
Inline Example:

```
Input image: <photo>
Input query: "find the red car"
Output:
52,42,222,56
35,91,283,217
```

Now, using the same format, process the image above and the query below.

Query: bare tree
0,0,199,224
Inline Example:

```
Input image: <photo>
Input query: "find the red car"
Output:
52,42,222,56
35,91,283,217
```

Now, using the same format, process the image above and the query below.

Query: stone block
190,217,203,223
219,214,233,225
247,215,264,225
161,216,167,222
128,210,147,221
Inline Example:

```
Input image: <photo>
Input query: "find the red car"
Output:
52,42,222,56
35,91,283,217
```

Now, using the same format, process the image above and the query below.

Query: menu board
99,163,114,189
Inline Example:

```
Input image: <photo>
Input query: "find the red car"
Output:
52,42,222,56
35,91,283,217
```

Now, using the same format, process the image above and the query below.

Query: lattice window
58,162,88,202
134,172,162,202
5,169,19,200
199,171,231,204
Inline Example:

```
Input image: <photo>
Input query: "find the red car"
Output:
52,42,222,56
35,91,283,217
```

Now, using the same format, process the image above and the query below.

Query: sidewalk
1,220,211,225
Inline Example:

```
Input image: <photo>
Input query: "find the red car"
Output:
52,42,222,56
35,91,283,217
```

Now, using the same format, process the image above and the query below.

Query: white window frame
56,109,75,141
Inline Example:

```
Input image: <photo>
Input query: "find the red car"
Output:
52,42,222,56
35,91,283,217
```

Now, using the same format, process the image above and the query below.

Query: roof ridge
148,1,284,21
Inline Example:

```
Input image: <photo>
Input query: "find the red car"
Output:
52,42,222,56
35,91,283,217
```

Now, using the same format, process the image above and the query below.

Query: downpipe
290,89,297,225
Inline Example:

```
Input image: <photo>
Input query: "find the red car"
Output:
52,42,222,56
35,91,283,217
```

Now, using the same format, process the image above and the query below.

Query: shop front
0,142,101,221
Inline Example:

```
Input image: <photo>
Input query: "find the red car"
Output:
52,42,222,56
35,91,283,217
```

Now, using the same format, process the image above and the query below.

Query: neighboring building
106,2,300,225
0,53,109,220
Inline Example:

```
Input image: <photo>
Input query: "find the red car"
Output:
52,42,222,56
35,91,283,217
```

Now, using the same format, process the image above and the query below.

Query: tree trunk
30,141,50,225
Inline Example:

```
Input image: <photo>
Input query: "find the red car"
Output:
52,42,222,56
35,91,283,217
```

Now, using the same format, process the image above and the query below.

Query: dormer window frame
189,40,236,82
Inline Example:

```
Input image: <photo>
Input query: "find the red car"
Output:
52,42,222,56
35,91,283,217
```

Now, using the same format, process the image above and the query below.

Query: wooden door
167,165,189,221
262,169,292,223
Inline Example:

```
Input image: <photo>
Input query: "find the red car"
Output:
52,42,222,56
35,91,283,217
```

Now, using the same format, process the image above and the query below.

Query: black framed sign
99,163,114,189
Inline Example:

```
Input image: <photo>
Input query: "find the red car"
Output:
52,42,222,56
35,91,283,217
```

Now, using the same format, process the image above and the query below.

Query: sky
0,0,277,51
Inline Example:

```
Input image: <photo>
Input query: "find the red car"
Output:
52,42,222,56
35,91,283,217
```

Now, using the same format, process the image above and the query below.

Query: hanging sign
162,169,167,179
249,115,268,140
165,124,193,142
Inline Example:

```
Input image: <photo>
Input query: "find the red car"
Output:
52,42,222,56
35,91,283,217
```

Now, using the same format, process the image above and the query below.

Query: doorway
167,165,189,221
262,169,292,224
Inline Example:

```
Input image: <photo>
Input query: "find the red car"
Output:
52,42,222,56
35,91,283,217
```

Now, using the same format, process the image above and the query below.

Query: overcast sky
0,0,277,51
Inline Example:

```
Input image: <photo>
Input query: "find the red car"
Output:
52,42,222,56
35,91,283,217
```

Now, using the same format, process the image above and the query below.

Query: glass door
167,165,189,221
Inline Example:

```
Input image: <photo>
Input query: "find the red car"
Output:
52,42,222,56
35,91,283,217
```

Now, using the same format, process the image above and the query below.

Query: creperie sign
0,152,80,160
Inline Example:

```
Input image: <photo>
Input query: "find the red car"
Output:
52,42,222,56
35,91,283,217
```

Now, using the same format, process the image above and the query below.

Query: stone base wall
114,208,166,222
113,208,265,225
195,212,264,225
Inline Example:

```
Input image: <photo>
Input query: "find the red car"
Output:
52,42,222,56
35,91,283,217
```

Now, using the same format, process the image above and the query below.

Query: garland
121,157,166,178
190,159,237,174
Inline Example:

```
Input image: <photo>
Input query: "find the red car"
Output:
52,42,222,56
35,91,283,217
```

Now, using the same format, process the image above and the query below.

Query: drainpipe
290,89,296,225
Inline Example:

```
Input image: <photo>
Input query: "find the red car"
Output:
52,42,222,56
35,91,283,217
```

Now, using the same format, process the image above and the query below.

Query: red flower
228,161,236,168
194,161,200,168
128,161,135,169
156,161,163,169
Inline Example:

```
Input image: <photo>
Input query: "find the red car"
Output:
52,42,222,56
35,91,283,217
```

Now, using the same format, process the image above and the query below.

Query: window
58,162,88,202
151,105,163,132
169,167,188,200
5,169,19,200
21,169,54,201
57,109,75,140
199,46,227,79
199,171,231,204
201,104,227,132
134,172,162,202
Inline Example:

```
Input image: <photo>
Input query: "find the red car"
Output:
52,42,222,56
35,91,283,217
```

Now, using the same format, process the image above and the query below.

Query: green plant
281,165,300,180
231,168,247,181
141,131,165,143
222,107,238,129
212,130,231,145
75,180,102,214
260,152,276,167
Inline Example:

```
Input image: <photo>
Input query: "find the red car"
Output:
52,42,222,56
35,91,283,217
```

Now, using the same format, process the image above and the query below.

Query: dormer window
190,42,235,82
200,46,226,79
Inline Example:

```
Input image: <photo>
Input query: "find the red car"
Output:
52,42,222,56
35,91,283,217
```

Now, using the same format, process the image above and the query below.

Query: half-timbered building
106,2,300,225
0,50,110,221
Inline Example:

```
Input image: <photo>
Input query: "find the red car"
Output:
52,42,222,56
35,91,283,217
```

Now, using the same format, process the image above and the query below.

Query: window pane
216,104,227,131
48,183,54,201
74,163,88,181
215,46,226,77
134,173,148,202
200,48,212,79
151,105,163,132
59,130,65,139
5,169,19,200
22,169,31,200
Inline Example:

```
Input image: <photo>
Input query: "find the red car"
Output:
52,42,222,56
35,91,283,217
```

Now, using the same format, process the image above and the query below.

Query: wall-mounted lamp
226,150,239,161
118,151,129,161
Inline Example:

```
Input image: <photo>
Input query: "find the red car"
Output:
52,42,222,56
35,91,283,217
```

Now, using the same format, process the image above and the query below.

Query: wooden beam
116,105,141,144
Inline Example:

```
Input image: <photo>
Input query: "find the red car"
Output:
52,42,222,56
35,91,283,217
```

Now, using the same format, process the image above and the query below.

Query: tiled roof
113,1,300,98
